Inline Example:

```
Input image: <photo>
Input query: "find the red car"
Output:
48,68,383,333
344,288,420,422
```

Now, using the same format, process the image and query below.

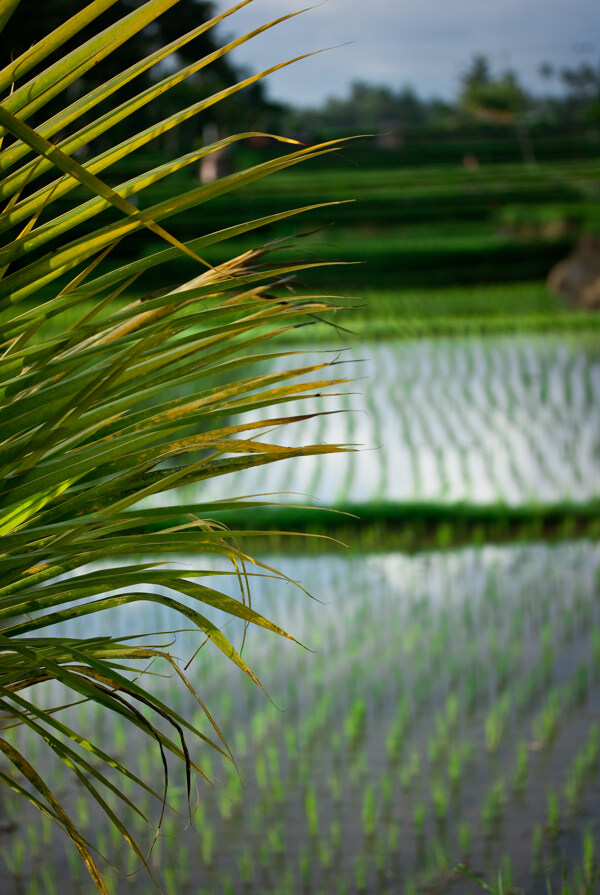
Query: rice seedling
592,631,600,675
431,836,449,874
279,869,295,895
541,624,556,677
531,823,544,874
349,750,369,786
65,839,84,883
344,697,367,747
0,838,25,882
432,778,449,825
445,692,460,728
546,789,561,838
386,697,412,759
582,826,596,886
465,665,482,712
126,844,139,877
235,729,249,759
258,838,272,871
25,821,41,865
542,866,600,895
201,826,215,869
381,770,394,807
298,849,311,890
163,865,180,895
414,801,427,838
372,838,387,875
485,694,511,753
267,821,285,857
299,755,312,789
254,754,268,789
586,724,599,767
305,785,319,838
319,839,333,871
515,662,545,712
326,766,343,804
434,708,451,749
458,821,471,860
512,741,530,793
482,780,506,835
237,846,254,885
400,748,421,790
456,856,515,895
354,854,368,893
571,665,589,706
532,688,562,747
362,784,377,838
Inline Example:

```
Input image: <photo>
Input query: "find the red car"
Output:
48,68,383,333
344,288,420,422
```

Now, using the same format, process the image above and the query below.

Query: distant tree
0,0,235,86
540,60,600,125
330,81,430,129
459,54,528,125
0,0,270,151
459,54,535,162
282,80,434,140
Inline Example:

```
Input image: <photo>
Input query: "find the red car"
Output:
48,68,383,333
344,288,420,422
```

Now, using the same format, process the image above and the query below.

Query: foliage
0,1,350,890
0,0,238,108
540,59,600,126
281,54,600,148
283,80,435,134
459,54,529,125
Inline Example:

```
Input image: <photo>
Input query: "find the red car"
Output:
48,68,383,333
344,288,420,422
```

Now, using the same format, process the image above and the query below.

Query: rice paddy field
3,545,600,894
2,152,600,893
167,335,600,509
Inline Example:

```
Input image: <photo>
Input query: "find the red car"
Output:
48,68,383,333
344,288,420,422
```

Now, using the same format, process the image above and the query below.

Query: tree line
2,1,597,151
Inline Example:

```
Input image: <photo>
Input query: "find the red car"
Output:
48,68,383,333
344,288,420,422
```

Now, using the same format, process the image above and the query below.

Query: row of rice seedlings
564,724,600,811
370,334,600,504
335,390,362,504
485,693,512,753
362,373,388,503
6,691,597,894
183,333,600,508
4,542,600,892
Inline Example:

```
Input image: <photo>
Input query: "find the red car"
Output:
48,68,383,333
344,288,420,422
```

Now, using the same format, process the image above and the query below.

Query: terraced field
3,154,600,894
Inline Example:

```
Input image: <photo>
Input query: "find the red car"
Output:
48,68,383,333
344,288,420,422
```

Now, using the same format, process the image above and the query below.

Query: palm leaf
0,0,350,889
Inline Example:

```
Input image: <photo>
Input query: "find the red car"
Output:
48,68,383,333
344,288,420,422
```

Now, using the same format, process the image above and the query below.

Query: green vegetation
1,3,599,895
0,2,350,891
281,55,600,144
2,543,599,893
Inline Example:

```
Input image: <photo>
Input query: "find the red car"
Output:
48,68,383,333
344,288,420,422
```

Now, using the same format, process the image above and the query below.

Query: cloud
212,0,600,105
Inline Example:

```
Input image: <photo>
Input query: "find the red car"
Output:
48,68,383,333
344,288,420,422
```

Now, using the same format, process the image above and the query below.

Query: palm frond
0,1,350,889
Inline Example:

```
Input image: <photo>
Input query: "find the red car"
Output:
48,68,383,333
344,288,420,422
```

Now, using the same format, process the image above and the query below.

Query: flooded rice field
2,541,600,893
162,335,600,509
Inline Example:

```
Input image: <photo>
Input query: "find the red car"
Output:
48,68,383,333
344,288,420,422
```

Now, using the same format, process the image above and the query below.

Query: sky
210,0,600,107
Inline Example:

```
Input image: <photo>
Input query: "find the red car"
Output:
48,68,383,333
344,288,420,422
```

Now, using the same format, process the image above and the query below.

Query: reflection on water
3,542,600,893
147,335,600,509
